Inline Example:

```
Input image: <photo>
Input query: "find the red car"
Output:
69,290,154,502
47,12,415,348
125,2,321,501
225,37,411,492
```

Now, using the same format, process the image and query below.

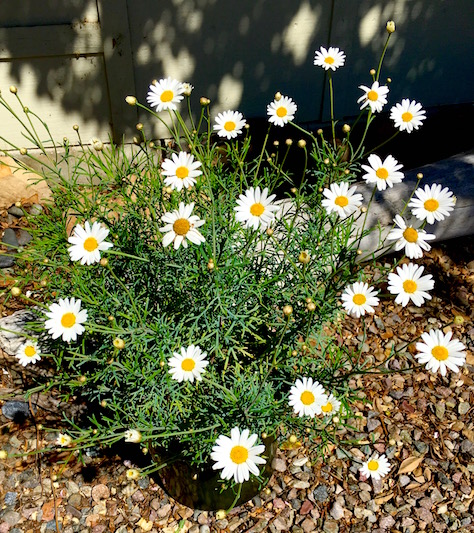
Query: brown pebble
132,490,145,502
300,499,314,515
91,484,110,502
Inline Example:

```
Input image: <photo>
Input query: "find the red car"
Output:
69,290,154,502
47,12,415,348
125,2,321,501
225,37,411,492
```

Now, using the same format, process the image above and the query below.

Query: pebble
415,507,434,524
1,511,20,526
323,520,339,533
0,254,15,268
272,458,286,472
1,401,31,423
2,228,18,247
379,515,395,529
30,203,43,215
400,475,411,487
16,229,32,246
292,480,310,489
313,484,329,502
459,402,470,415
7,206,25,217
291,527,303,533
199,526,210,533
68,493,82,507
4,492,17,506
300,500,313,515
460,439,474,455
300,518,316,532
291,498,301,510
330,501,344,520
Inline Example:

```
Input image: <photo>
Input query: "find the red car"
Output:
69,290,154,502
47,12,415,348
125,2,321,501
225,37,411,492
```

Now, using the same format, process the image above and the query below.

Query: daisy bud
286,138,293,146
136,123,143,131
323,158,330,165
342,124,351,133
454,315,464,325
93,429,98,434
73,124,79,131
370,69,376,76
165,186,173,194
149,141,155,148
386,20,396,33
245,123,250,129
100,258,108,267
113,338,125,350
125,96,137,106
266,228,274,236
361,206,367,213
387,77,392,83
298,251,310,264
40,279,47,287
100,400,107,407
182,82,194,96
200,97,210,106
317,129,323,136
19,148,27,155
283,305,293,317
298,139,306,148
262,432,267,439
207,259,215,270
291,350,298,356
124,429,142,443
274,91,282,101
333,416,340,424
108,315,114,321
78,375,87,383
11,287,21,297
37,424,43,430
51,474,58,481
289,434,298,443
344,169,350,174
307,302,316,312
133,136,140,145
273,141,279,147
216,510,227,520
264,487,272,495
318,187,323,193
357,249,363,255
9,86,17,94
142,447,149,455
305,297,312,303
417,173,423,180
0,450,8,459
290,187,298,194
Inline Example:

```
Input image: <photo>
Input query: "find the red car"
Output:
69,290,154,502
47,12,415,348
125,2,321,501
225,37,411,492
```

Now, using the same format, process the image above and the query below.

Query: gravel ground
1,217,473,532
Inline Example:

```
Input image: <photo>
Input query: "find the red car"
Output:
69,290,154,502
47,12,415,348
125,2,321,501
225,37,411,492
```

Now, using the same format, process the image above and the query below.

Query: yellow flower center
160,90,174,102
276,107,287,118
61,312,76,328
83,237,98,252
424,199,439,212
376,167,389,180
431,345,449,361
224,121,236,132
352,293,366,305
175,166,189,179
367,90,379,101
250,203,265,216
402,280,418,294
324,56,335,64
173,218,191,236
300,391,315,406
24,345,37,357
334,196,349,207
367,460,379,471
402,111,413,122
181,358,196,371
403,227,419,243
230,445,249,464
321,402,333,413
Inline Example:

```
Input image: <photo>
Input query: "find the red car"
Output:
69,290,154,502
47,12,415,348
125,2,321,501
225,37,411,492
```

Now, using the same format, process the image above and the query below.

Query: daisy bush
0,20,469,498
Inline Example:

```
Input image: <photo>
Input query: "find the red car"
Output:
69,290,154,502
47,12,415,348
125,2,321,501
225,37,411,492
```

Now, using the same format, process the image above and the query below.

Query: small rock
291,498,301,510
458,402,470,415
401,517,414,527
323,520,339,533
300,500,313,515
436,402,445,419
189,526,199,533
2,401,31,423
199,527,210,533
330,502,344,520
367,419,381,432
215,519,228,530
137,477,149,489
7,206,25,217
29,204,43,215
415,507,434,524
2,228,18,247
291,527,303,533
460,440,474,455
16,229,32,246
91,484,110,502
359,490,371,502
379,515,395,530
430,488,444,503
68,493,82,508
313,484,329,502
1,511,20,526
4,492,17,506
301,518,316,533
0,254,15,268
414,441,429,454
272,458,286,472
292,480,310,490
292,457,309,467
131,490,145,502
399,475,411,487
157,504,171,518
272,498,285,510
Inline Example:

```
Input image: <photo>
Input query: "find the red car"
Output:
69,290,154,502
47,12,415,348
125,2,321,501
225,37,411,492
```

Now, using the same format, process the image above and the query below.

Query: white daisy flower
320,394,342,416
160,202,205,250
267,95,297,127
361,154,404,191
124,429,142,443
168,345,209,383
415,329,466,376
386,215,436,259
359,453,391,480
341,282,380,318
390,99,426,133
146,77,184,112
387,262,434,307
408,183,455,224
56,433,73,447
68,221,113,265
44,297,88,343
211,427,266,484
313,46,346,71
234,187,280,231
321,182,363,219
289,377,328,418
15,340,41,367
126,468,140,480
161,152,202,191
213,110,246,139
357,81,389,113
182,82,194,96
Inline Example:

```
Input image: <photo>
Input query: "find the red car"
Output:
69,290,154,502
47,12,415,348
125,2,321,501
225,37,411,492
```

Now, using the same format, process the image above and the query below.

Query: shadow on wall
0,0,473,142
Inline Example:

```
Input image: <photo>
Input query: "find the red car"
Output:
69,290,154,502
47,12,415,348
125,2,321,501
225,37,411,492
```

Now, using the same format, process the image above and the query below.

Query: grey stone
1,511,21,526
199,526,211,533
189,526,200,533
45,519,58,531
17,229,33,246
322,519,339,533
0,254,15,267
4,492,17,506
330,501,344,520
138,477,149,489
2,401,31,423
8,206,25,217
461,440,474,455
215,519,228,530
414,441,429,454
30,203,43,215
313,484,329,502
400,475,411,487
2,228,18,247
379,515,395,530
291,498,301,510
367,418,381,432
